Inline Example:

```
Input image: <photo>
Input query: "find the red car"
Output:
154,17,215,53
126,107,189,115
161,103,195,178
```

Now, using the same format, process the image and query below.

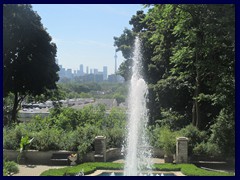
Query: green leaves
19,136,34,152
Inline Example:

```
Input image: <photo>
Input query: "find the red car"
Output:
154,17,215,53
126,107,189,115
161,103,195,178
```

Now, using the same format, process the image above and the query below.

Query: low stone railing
3,147,164,165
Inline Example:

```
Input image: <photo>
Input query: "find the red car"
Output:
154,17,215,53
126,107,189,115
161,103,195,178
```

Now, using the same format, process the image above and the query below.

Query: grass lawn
40,162,234,176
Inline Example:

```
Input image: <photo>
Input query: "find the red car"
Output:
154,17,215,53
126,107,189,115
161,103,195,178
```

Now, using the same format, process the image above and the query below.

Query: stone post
94,136,106,162
176,137,188,163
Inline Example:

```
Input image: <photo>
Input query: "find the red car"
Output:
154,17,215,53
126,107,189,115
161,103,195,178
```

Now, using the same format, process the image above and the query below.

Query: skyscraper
86,66,89,74
94,68,98,74
103,66,108,81
79,64,84,76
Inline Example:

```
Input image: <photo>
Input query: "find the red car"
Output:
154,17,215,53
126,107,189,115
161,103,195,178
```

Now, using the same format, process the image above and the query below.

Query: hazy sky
32,4,145,75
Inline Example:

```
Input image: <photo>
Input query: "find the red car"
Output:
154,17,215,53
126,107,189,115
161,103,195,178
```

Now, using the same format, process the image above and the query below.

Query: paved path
13,165,67,176
13,158,164,176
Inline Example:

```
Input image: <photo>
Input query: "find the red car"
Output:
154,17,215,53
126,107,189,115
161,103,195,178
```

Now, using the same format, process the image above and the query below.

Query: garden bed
40,162,234,176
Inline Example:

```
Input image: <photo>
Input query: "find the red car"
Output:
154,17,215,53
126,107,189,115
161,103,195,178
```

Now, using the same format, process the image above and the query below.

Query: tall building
94,68,98,75
90,69,93,74
66,69,72,79
86,66,89,74
79,64,84,76
103,66,108,81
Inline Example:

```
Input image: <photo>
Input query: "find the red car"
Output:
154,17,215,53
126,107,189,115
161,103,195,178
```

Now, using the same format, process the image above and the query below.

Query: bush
30,127,63,151
208,108,235,157
179,124,208,156
3,127,20,150
3,160,19,174
149,125,180,155
3,105,127,152
104,127,125,149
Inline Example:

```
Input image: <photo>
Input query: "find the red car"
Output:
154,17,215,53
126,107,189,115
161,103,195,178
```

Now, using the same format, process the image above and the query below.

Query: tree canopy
114,4,235,157
115,4,234,127
3,4,59,123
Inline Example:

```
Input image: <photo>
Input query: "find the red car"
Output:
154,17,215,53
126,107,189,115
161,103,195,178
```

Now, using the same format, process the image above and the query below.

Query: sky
31,4,146,75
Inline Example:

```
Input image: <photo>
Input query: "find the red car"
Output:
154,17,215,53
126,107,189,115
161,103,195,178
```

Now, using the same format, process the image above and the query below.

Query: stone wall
4,147,164,165
106,148,123,161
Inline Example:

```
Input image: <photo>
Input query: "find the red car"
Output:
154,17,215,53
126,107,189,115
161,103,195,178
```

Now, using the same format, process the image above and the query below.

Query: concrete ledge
86,170,185,176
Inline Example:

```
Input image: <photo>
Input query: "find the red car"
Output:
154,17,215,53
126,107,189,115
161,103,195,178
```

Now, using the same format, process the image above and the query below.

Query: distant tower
114,51,117,74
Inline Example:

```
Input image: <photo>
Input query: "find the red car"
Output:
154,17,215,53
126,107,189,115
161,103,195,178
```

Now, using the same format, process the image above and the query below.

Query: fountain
123,36,153,176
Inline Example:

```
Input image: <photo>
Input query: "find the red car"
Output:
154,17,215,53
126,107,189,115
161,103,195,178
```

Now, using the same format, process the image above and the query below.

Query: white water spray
123,37,153,176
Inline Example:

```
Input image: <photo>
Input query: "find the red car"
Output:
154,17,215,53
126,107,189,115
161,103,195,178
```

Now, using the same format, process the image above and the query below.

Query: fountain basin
86,170,184,176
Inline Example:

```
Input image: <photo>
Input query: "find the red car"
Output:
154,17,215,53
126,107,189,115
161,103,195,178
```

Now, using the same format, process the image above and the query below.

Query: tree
3,4,59,123
113,28,135,81
115,4,234,130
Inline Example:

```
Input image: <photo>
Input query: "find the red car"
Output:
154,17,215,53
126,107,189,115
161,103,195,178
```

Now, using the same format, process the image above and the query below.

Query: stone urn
68,154,77,166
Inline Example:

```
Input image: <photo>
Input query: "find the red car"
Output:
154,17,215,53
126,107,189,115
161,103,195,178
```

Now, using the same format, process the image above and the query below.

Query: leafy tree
113,28,135,81
115,5,234,132
3,4,59,123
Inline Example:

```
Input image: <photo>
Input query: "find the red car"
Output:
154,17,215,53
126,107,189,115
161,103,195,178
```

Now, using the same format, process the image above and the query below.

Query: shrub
104,127,125,149
150,125,180,155
3,127,19,150
30,127,63,151
3,160,19,174
179,124,208,156
208,108,235,157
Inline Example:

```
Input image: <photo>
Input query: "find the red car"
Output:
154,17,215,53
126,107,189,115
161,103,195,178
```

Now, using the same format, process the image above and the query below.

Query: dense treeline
114,4,235,157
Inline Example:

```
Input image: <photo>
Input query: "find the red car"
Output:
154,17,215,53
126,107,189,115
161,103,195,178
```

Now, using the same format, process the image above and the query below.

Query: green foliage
153,163,181,171
159,126,179,155
31,128,63,151
4,105,126,152
3,160,19,175
3,93,15,125
193,142,221,157
40,162,123,176
113,93,125,105
3,4,59,123
208,108,235,157
179,164,233,176
179,125,208,156
156,108,189,130
104,128,125,149
19,136,34,152
149,125,180,156
3,127,20,150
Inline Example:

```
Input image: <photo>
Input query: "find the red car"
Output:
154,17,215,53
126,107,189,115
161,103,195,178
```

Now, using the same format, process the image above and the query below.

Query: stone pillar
94,136,106,162
176,137,188,163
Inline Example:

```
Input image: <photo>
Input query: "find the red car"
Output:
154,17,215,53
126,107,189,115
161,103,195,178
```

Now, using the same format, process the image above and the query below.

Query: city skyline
31,4,146,75
58,63,124,83
59,63,108,75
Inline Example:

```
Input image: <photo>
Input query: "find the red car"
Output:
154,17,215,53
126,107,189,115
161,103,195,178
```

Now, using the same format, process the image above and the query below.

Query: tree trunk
11,92,25,124
192,53,201,128
192,76,200,128
11,91,19,123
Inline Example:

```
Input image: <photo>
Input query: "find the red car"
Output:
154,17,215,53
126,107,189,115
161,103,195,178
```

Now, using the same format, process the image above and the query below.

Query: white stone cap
95,136,106,139
177,137,189,141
